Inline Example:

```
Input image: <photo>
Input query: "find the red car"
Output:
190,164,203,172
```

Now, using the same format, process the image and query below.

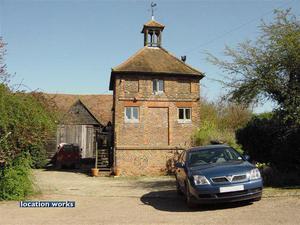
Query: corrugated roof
44,94,113,125
112,47,203,76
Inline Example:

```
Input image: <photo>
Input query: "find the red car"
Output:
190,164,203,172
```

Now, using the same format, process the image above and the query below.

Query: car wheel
185,182,197,208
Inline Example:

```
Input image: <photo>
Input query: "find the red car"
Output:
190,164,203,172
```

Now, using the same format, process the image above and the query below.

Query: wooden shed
57,100,101,158
44,94,113,161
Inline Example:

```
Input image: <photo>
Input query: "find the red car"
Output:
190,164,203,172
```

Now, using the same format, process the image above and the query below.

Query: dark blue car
175,145,263,208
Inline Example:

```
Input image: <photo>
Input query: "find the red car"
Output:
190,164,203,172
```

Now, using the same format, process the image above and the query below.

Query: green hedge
236,116,300,174
0,84,57,200
0,153,33,200
0,84,57,167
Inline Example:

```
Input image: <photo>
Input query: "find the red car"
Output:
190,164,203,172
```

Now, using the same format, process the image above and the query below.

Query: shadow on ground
136,179,176,189
43,163,94,176
140,190,252,212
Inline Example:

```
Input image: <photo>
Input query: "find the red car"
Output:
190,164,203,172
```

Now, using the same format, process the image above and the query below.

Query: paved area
0,169,300,225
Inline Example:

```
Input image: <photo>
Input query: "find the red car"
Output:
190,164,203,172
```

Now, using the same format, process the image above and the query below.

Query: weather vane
151,2,157,20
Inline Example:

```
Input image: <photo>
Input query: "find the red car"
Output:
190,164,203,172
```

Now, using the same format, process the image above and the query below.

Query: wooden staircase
96,148,111,171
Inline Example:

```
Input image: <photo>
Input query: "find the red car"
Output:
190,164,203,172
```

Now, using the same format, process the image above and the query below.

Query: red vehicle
54,143,81,169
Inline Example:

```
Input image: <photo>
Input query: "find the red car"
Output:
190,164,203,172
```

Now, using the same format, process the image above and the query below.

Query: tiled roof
144,19,165,28
142,19,165,32
44,93,113,125
112,46,203,76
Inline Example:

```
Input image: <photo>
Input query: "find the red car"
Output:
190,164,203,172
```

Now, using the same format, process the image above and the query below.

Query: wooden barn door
56,125,96,159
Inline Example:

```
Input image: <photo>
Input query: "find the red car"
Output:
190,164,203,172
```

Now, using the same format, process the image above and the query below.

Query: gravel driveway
0,169,300,225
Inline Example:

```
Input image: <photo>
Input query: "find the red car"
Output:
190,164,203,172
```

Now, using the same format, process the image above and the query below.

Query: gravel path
0,169,299,225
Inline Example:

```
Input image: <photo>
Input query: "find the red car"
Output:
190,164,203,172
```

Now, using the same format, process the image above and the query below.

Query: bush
0,38,57,200
27,144,47,169
236,115,300,174
236,116,278,163
194,98,251,153
0,153,33,200
0,84,57,165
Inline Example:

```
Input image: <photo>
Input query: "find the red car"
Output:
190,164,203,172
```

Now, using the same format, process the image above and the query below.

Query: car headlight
193,175,210,185
249,168,261,180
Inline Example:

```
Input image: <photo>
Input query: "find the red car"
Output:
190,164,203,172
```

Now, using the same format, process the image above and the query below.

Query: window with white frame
178,108,191,122
153,79,164,94
125,107,139,123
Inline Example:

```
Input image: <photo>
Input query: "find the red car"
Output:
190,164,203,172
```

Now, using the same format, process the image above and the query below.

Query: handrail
95,142,98,169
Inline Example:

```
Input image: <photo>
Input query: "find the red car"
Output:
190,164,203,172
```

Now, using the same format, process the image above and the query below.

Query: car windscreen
188,147,243,167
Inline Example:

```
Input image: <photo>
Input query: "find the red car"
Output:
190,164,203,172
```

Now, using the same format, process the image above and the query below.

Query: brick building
109,19,204,175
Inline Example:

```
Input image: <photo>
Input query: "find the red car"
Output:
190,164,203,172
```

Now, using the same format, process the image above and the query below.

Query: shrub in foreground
0,153,33,200
236,115,300,185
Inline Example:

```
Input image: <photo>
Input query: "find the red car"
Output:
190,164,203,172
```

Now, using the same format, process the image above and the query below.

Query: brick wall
113,74,200,175
116,148,184,176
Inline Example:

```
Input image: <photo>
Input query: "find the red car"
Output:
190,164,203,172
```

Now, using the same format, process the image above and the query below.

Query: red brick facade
110,19,203,175
112,76,201,175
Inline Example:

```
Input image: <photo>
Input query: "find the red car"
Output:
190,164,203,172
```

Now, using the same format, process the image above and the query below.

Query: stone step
98,163,109,166
98,162,109,165
98,164,109,167
98,158,109,161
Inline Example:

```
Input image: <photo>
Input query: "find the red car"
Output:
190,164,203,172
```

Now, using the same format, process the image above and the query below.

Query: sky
0,0,299,113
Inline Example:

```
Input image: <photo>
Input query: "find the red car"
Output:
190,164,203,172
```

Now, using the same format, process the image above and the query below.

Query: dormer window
153,79,164,94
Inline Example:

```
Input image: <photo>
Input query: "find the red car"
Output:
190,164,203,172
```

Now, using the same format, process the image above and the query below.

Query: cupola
141,19,165,47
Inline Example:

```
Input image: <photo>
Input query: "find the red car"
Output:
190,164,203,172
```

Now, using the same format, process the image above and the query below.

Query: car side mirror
244,154,250,161
175,162,185,168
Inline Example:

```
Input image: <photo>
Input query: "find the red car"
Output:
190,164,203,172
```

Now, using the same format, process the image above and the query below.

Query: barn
45,94,113,169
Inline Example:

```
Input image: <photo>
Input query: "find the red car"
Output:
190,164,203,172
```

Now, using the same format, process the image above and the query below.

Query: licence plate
219,185,244,193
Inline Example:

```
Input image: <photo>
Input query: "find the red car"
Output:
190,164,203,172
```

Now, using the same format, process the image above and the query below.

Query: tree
0,38,10,84
194,97,251,152
208,9,300,126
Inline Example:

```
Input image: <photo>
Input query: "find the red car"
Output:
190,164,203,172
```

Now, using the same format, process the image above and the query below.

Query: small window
125,107,139,123
178,108,191,123
153,79,164,94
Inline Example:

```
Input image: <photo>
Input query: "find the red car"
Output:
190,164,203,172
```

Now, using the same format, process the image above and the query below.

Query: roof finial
151,2,157,20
